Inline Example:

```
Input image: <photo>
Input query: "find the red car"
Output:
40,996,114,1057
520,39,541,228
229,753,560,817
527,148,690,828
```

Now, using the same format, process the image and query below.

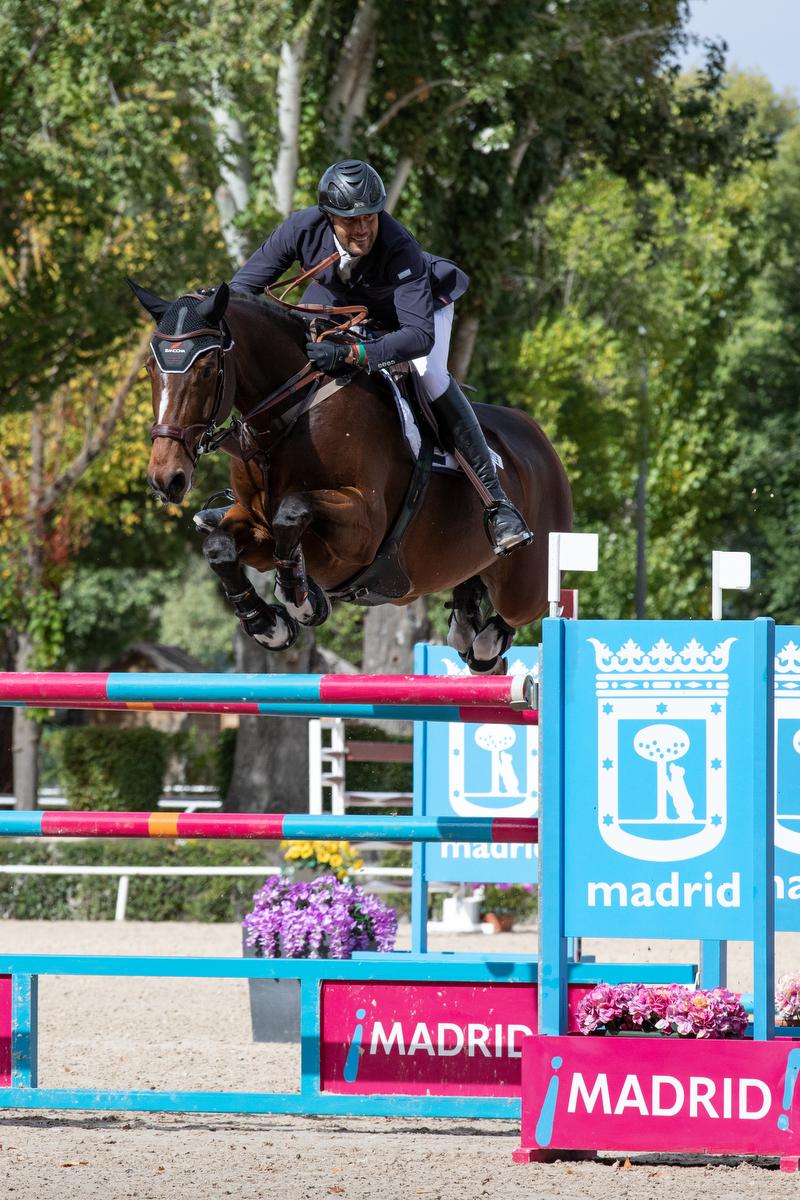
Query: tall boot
432,377,533,556
193,490,235,533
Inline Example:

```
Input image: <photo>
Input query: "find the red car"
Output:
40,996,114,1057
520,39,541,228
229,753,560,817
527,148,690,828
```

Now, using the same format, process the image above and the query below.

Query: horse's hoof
465,651,508,676
275,579,331,628
242,607,299,651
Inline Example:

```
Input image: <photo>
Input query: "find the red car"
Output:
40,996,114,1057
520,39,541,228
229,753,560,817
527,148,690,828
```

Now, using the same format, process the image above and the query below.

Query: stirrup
193,503,234,533
484,502,534,557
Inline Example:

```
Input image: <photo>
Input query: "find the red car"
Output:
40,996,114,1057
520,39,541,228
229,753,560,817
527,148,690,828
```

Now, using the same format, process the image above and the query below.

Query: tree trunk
329,0,377,148
225,572,317,814
274,32,308,217
385,156,413,213
209,73,251,263
12,632,39,809
449,310,480,382
361,601,432,736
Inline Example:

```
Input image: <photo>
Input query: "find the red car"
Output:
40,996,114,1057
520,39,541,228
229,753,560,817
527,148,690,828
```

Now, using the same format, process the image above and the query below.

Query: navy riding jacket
230,207,468,373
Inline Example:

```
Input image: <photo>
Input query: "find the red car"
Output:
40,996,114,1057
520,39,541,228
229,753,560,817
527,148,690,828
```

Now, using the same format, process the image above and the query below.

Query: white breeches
412,304,455,401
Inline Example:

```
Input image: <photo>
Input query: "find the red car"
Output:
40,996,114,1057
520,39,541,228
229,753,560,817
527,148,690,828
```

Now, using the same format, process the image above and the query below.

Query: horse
130,280,572,673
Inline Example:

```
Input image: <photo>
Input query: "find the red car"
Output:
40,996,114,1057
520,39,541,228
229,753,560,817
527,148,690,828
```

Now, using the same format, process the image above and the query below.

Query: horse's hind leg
446,577,486,655
203,510,298,651
272,493,331,627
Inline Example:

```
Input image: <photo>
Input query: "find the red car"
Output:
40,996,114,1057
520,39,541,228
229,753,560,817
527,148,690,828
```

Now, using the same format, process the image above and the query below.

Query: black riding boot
432,377,533,556
193,492,235,533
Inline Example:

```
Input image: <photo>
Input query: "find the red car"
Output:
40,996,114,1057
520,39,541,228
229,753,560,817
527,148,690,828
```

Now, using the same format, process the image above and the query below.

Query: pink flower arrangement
776,974,800,1026
576,983,748,1039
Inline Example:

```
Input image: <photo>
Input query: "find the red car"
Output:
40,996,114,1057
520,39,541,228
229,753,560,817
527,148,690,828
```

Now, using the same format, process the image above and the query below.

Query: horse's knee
273,493,313,553
202,528,238,569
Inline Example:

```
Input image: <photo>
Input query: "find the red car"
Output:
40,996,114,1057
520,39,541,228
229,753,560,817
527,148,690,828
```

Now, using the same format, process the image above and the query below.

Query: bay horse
130,281,572,673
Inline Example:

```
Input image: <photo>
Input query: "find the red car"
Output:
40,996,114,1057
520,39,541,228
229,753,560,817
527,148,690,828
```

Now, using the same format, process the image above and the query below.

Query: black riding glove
305,339,360,375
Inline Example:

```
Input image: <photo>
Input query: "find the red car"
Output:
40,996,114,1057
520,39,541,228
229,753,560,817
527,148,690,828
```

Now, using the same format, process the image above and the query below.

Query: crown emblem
776,641,800,692
588,637,736,699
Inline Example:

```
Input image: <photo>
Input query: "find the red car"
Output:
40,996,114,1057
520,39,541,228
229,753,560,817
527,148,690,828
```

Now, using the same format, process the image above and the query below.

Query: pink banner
517,1035,800,1162
321,982,588,1097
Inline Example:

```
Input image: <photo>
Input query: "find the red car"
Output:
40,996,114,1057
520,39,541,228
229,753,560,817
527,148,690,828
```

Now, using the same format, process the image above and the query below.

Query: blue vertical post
752,617,775,1041
699,941,727,990
299,973,321,1102
11,974,37,1089
411,643,428,954
539,617,567,1036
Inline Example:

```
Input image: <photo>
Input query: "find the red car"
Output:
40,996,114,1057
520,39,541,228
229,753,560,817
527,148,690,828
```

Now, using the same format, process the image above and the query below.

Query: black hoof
465,650,508,676
304,580,332,627
241,608,299,650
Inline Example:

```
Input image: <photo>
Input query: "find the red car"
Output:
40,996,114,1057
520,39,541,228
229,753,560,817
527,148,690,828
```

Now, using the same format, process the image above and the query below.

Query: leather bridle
148,252,370,465
149,321,237,464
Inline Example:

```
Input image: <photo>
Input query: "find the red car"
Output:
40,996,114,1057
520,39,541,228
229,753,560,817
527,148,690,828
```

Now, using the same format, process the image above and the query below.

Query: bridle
149,318,237,464
148,254,369,465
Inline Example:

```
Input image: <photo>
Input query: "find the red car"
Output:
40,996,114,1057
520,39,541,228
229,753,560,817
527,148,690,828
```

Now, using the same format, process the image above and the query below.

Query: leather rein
149,252,368,465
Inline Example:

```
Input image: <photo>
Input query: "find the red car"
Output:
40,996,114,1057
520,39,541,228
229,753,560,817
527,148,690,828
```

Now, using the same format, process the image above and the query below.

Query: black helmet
318,160,385,217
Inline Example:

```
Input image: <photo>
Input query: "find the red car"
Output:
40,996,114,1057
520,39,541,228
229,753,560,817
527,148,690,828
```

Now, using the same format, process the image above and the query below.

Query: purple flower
242,875,398,960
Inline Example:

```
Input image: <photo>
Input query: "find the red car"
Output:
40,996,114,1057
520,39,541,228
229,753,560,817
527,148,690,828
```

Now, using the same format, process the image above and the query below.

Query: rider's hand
306,339,362,375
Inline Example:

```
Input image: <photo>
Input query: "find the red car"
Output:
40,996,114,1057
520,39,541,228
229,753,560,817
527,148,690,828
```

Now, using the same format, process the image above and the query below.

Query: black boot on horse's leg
446,577,486,657
272,494,332,628
432,377,533,556
466,614,515,675
202,528,298,650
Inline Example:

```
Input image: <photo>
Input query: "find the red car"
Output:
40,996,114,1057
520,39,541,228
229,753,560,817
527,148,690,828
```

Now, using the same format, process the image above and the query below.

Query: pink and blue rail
2,698,536,725
0,811,539,842
0,670,532,708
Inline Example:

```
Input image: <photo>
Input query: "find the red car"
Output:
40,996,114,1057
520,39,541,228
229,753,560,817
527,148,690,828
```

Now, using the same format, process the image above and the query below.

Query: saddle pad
379,370,503,475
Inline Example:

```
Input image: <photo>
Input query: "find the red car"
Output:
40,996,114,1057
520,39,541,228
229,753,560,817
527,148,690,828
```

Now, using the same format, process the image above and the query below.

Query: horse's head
129,279,232,503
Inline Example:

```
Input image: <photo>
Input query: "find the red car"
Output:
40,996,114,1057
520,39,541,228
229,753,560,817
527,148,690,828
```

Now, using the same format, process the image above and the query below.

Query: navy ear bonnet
151,294,233,374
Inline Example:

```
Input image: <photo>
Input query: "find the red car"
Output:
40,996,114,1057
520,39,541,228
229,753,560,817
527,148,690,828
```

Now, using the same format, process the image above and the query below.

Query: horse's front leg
272,493,332,627
202,507,298,651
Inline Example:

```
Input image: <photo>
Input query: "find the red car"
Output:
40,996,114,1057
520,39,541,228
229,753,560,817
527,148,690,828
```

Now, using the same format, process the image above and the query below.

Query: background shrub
60,727,169,810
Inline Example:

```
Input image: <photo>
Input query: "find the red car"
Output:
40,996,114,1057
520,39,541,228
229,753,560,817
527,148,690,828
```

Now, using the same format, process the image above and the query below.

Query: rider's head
318,159,385,258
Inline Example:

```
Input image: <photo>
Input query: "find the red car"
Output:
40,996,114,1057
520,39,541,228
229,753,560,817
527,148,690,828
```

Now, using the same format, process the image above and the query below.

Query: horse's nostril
166,471,186,501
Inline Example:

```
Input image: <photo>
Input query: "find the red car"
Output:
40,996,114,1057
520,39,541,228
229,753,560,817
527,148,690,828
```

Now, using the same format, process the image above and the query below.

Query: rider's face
330,212,379,257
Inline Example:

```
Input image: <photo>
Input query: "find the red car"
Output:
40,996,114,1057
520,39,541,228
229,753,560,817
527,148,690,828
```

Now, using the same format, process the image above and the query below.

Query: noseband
149,322,236,464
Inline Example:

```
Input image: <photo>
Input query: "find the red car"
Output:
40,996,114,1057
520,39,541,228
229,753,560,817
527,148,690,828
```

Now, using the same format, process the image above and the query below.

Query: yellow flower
353,859,364,871
330,854,343,868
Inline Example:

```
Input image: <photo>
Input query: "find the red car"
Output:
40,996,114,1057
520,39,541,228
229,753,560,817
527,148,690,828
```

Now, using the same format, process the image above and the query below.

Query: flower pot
242,932,300,1043
484,912,514,933
290,867,319,883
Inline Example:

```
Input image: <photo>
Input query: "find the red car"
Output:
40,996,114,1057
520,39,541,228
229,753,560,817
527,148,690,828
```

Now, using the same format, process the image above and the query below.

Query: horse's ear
127,279,170,320
196,283,230,326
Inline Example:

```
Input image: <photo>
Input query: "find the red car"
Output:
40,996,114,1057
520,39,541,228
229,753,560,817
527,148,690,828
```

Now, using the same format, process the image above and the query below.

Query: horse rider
230,159,533,557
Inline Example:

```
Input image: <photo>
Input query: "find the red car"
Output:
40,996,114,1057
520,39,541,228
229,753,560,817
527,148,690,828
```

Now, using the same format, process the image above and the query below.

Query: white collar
333,233,357,282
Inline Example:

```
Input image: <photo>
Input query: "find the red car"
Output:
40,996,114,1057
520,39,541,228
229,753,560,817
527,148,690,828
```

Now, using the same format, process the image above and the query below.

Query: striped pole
0,698,537,726
0,672,533,710
0,811,539,843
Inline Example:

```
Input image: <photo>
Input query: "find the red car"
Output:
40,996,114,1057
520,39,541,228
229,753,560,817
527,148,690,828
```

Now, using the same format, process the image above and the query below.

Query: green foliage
316,602,365,668
60,566,178,666
158,554,235,670
0,838,277,922
60,726,169,811
345,723,412,796
480,883,536,920
215,727,238,802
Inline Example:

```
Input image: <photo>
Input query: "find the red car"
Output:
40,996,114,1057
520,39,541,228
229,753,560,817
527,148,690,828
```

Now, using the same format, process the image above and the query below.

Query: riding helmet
318,160,386,217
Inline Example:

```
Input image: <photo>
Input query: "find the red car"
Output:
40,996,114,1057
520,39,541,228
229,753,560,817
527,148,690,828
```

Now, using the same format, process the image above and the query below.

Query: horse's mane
228,289,309,348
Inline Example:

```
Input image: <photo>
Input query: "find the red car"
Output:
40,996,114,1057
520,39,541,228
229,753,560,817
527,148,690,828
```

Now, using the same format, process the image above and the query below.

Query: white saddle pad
379,369,503,475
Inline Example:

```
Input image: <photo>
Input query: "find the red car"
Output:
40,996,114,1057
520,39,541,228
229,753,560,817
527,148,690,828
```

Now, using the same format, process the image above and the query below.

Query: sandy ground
0,920,798,1200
